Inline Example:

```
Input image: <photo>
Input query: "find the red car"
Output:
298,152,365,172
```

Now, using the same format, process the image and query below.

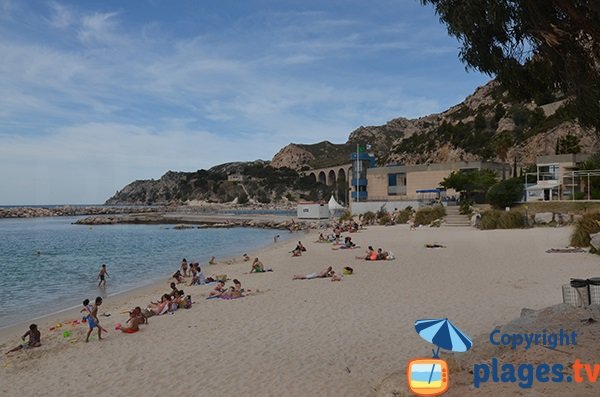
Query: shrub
496,211,525,229
361,211,376,225
338,210,353,222
480,210,501,230
237,193,249,205
480,210,525,229
415,205,446,226
459,200,472,215
378,213,391,225
487,178,524,209
285,193,295,202
570,213,600,247
395,209,412,224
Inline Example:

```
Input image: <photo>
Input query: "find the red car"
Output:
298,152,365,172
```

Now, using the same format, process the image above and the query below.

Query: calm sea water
0,216,286,328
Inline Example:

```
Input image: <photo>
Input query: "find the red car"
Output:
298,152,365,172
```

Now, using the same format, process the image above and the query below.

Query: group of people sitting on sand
208,278,246,299
144,282,193,318
293,265,353,282
174,259,214,286
363,246,394,261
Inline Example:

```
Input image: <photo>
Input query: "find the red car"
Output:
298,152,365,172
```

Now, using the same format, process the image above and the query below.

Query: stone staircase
443,205,471,227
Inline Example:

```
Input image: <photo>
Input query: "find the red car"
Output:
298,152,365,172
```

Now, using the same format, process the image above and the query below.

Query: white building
297,202,330,219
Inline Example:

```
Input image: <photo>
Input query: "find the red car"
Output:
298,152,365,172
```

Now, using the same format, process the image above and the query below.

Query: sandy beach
1,224,599,396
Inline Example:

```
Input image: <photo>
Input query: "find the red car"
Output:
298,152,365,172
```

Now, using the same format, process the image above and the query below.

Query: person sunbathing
129,306,147,324
377,248,389,260
172,270,184,283
250,258,266,273
243,253,250,262
296,241,306,252
169,282,179,297
208,281,226,297
147,294,171,315
330,271,343,282
118,312,142,333
363,246,378,260
221,279,243,299
293,266,333,280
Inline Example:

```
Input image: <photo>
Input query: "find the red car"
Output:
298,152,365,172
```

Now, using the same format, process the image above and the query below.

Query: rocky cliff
271,80,599,170
105,162,331,206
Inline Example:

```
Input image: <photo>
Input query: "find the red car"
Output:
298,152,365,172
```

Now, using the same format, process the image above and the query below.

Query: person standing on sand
181,258,188,277
85,297,104,343
98,264,109,287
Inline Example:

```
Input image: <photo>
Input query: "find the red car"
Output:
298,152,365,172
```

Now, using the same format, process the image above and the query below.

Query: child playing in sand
5,324,41,354
85,297,105,343
98,264,109,287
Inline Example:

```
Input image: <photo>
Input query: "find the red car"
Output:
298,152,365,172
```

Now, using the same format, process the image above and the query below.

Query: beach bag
587,277,600,305
562,279,589,307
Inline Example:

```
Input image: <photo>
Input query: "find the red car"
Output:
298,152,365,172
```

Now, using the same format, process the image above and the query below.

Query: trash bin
562,279,590,307
587,277,600,305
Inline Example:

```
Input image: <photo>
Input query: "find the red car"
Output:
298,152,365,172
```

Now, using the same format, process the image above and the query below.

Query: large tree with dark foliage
421,0,600,129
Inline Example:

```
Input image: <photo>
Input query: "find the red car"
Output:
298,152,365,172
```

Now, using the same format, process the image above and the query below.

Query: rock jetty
0,206,164,219
75,213,329,231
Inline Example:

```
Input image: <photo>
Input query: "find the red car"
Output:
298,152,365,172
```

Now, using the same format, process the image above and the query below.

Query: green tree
486,177,525,209
440,169,498,200
557,133,581,154
421,0,600,130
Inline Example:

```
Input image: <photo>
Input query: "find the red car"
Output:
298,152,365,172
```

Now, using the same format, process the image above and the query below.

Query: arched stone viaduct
303,163,352,187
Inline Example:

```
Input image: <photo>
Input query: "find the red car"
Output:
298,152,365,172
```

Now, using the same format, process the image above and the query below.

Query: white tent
328,195,344,212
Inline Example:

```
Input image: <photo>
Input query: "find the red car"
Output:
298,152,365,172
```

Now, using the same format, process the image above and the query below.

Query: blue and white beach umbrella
415,318,472,357
415,318,472,385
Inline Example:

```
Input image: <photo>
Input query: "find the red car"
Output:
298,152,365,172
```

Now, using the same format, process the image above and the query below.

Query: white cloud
47,1,72,29
0,2,491,204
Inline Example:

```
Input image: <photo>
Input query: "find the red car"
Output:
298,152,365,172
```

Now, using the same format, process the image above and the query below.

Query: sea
0,216,289,328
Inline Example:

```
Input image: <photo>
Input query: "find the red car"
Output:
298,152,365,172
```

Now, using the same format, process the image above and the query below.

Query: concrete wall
350,200,419,215
367,173,389,198
406,169,454,197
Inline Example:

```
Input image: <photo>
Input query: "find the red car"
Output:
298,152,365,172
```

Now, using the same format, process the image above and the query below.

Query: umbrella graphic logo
407,318,472,396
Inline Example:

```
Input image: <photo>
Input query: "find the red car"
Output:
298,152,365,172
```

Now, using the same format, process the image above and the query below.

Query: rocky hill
271,80,600,170
105,162,331,206
108,79,600,205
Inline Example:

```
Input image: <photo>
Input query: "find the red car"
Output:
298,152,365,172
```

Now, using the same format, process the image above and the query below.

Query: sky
0,0,491,205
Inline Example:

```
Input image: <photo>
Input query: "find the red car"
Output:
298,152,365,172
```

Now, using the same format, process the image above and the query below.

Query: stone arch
318,171,326,185
338,168,346,182
327,169,337,186
308,172,317,183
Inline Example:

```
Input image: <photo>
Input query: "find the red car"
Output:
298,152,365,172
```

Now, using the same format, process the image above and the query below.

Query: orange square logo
407,358,449,396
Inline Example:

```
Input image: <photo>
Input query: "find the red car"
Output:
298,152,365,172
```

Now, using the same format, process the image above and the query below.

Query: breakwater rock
74,213,330,231
0,206,165,219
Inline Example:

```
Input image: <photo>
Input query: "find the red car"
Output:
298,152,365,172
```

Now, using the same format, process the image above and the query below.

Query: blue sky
0,0,490,205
